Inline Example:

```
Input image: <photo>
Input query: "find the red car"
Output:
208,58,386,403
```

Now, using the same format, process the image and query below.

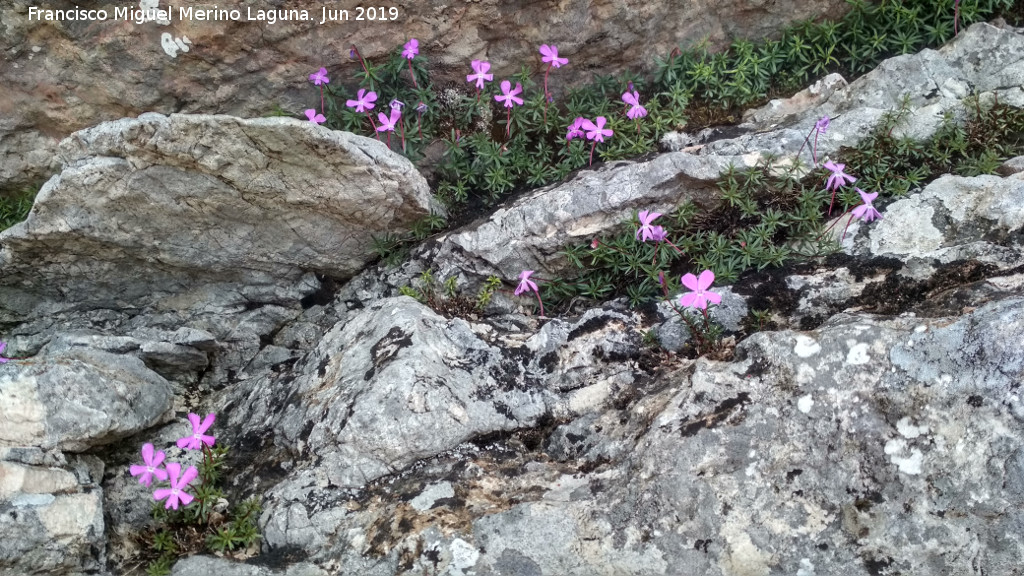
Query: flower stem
543,64,552,125
589,142,596,166
506,109,511,138
400,116,407,152
406,59,419,89
319,86,324,116
794,125,817,167
366,113,380,140
533,289,546,317
350,45,373,88
816,205,857,241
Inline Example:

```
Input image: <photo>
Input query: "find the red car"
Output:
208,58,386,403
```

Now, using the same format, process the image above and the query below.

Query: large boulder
0,114,434,318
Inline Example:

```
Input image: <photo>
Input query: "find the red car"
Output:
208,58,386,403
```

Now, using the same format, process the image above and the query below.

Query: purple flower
622,90,648,120
377,107,401,132
636,210,663,242
566,117,586,141
402,38,419,60
153,462,198,511
176,413,216,451
823,161,857,191
679,270,722,310
581,117,613,143
0,341,9,364
466,60,493,90
851,188,883,222
346,89,377,113
650,226,667,243
308,67,329,86
390,99,405,111
129,443,168,488
514,270,539,296
815,115,830,134
416,101,428,114
494,80,524,108
304,109,326,124
539,45,568,68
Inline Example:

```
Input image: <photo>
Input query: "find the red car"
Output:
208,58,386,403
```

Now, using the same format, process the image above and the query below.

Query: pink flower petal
697,270,715,291
680,273,699,291
177,465,199,489
197,413,215,434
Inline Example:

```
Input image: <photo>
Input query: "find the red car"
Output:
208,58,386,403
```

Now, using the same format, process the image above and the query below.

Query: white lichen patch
846,342,870,365
870,200,944,255
892,449,924,475
796,364,816,385
884,438,924,475
794,335,820,358
797,395,814,414
448,538,480,576
410,482,455,512
896,417,929,439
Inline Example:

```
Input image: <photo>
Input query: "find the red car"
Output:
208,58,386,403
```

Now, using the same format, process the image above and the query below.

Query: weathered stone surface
0,0,849,191
171,556,327,576
215,299,644,496
200,296,1024,576
418,152,756,286
0,113,434,318
0,455,106,576
694,23,1024,162
2,23,1024,576
0,342,173,452
780,171,1024,329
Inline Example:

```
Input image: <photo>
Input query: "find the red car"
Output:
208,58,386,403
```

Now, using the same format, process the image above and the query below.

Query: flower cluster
130,413,216,510
822,159,881,224
567,116,613,166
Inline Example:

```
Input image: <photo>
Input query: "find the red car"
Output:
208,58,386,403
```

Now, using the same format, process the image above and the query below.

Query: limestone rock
0,455,106,576
0,114,434,318
697,23,1024,161
0,344,173,452
419,152,756,285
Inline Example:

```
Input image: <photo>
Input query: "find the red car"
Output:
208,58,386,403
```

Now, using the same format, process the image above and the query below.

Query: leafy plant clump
308,0,1014,222
127,413,262,576
543,95,1024,317
0,186,37,232
399,269,504,318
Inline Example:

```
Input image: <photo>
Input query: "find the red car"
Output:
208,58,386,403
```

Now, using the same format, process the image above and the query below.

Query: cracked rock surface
1,22,1023,576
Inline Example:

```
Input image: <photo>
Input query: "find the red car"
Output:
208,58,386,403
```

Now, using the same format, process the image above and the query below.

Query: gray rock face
419,152,757,287
694,23,1024,162
0,0,849,192
0,114,434,318
2,22,1024,576
217,297,644,499
0,342,173,452
0,452,106,576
